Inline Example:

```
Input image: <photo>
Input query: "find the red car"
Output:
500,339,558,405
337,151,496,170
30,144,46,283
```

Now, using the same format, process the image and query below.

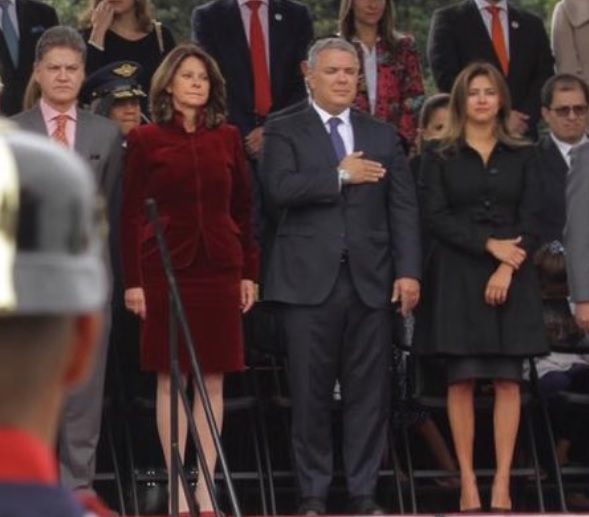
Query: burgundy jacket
120,114,259,288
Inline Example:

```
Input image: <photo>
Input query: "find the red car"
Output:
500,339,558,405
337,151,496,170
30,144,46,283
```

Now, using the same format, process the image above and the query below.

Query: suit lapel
74,109,91,157
223,0,252,81
506,5,523,81
542,135,568,175
28,104,50,135
269,0,285,103
15,0,35,73
350,110,369,156
300,107,340,168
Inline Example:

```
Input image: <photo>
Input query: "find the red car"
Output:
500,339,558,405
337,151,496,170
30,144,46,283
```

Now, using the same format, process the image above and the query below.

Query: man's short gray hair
35,26,87,63
307,37,359,69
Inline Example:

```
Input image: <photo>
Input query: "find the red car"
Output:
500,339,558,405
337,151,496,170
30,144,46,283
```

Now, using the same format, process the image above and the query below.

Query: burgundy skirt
140,247,244,374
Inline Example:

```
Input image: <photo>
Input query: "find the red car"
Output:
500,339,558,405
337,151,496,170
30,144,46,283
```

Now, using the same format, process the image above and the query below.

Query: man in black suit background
260,37,421,515
427,0,554,138
191,0,313,157
537,74,589,243
0,0,58,115
192,0,313,248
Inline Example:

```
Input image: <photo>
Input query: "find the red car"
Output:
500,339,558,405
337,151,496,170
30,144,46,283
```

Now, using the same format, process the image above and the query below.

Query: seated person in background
532,241,589,509
0,123,112,516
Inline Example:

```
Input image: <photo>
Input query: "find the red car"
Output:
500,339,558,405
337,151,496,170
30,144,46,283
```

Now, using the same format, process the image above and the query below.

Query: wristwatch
338,168,351,184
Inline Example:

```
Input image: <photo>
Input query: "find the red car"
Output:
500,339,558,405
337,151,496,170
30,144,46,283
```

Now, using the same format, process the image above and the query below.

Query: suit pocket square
30,25,46,34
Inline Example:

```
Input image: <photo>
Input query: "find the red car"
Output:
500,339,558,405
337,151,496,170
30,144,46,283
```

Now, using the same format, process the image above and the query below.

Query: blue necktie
328,117,346,162
0,0,18,67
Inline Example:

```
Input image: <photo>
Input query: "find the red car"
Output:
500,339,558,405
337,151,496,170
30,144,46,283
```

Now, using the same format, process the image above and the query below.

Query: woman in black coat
414,62,548,512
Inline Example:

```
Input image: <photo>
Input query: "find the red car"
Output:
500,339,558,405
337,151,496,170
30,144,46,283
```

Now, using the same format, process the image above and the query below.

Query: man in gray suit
260,38,421,514
12,25,122,493
565,141,589,332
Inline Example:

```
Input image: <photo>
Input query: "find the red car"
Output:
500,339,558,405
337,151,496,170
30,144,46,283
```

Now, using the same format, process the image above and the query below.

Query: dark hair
416,93,450,153
534,241,585,346
35,26,86,63
541,73,589,108
150,44,226,128
441,62,527,151
338,0,399,52
534,241,569,299
418,93,450,130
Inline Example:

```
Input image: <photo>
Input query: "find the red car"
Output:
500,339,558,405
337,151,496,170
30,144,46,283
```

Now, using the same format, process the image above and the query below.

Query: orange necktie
486,5,509,76
246,0,272,116
52,114,69,147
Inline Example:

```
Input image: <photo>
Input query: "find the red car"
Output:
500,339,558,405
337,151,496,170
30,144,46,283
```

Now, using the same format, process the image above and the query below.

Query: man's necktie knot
246,0,262,12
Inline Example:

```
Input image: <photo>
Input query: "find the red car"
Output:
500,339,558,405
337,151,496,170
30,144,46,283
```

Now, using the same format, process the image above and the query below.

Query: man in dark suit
0,0,58,115
191,0,313,155
537,73,589,243
260,37,421,515
12,26,122,494
427,0,554,138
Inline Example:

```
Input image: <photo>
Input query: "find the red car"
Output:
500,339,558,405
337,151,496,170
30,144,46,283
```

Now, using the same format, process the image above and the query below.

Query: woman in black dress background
415,62,548,512
79,0,175,114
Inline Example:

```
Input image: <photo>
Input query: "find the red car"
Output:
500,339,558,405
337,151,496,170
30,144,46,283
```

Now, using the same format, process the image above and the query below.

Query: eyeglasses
549,104,589,118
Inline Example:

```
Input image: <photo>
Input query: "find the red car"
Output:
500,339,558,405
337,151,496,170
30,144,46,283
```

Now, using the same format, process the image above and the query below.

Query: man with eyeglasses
537,73,589,244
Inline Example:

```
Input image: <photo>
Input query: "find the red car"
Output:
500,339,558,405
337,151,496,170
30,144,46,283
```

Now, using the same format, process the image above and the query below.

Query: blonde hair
79,0,155,33
150,44,226,128
440,62,527,152
22,76,42,111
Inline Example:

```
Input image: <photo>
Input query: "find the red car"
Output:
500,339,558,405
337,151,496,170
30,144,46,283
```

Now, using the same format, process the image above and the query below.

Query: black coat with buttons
414,141,549,358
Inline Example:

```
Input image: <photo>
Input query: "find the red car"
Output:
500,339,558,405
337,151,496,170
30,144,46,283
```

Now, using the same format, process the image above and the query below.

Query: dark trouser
281,263,392,499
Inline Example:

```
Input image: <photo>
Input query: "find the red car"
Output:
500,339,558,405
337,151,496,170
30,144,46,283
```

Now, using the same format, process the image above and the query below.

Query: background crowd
2,0,589,516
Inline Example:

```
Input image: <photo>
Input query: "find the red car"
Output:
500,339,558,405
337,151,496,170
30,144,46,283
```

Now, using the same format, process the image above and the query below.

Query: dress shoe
349,496,385,515
297,497,326,515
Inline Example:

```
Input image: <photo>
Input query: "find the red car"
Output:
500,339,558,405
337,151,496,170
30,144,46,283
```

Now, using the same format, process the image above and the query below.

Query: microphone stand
146,199,242,517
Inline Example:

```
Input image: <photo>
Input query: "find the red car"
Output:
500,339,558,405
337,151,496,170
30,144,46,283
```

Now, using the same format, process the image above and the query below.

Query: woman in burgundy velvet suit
120,43,259,513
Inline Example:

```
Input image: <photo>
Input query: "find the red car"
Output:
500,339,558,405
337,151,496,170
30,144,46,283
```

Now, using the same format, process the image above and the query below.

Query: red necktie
52,114,69,147
246,0,272,116
486,5,509,76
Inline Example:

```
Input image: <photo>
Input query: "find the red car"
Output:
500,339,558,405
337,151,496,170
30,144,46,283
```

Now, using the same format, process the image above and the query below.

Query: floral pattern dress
354,35,425,153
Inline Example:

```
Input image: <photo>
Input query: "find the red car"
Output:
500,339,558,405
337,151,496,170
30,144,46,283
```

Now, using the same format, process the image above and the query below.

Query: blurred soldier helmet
0,122,107,315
